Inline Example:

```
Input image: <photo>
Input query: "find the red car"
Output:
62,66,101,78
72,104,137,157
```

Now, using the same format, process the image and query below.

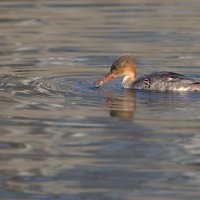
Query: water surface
0,0,200,199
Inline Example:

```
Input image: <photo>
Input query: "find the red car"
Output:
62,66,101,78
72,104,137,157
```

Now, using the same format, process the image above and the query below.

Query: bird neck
122,74,136,89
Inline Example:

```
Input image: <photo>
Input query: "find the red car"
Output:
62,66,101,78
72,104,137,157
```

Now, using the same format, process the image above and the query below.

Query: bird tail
191,82,200,91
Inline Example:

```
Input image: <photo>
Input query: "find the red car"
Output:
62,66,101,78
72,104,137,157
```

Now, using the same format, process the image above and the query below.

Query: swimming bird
95,56,200,92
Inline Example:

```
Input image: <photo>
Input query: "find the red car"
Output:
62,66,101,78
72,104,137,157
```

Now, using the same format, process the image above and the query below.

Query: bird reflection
93,82,200,121
95,88,200,120
105,90,136,120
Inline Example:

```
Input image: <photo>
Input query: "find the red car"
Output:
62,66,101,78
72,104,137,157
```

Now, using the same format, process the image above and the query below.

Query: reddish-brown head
95,56,137,87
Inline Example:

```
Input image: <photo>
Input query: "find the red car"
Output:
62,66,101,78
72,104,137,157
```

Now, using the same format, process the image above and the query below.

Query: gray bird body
132,72,200,91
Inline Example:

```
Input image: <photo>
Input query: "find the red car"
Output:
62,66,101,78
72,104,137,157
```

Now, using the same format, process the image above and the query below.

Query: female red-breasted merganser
95,56,200,91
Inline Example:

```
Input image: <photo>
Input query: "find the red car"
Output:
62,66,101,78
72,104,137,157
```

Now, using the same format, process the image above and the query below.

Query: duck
94,56,200,92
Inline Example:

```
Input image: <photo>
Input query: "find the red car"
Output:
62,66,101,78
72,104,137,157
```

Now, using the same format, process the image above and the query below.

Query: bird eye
111,69,118,74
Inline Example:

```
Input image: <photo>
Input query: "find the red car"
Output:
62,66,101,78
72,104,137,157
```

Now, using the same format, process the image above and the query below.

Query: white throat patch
122,75,132,89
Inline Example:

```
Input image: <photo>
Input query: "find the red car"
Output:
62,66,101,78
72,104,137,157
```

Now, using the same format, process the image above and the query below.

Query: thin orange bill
95,73,113,87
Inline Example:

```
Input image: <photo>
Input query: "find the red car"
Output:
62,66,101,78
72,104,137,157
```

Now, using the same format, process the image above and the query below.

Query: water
0,0,200,199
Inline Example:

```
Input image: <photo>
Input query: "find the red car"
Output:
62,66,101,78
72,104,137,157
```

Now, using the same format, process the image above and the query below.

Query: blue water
0,0,200,199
